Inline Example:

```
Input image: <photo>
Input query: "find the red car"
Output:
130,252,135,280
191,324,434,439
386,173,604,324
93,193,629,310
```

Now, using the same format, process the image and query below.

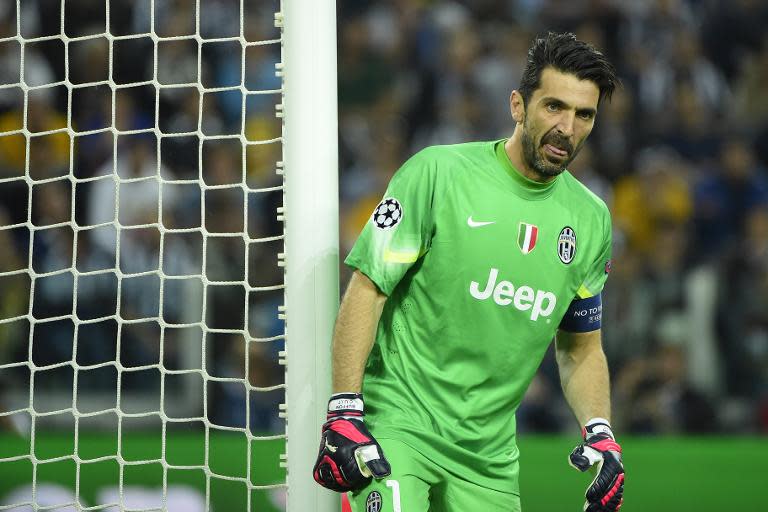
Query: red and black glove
569,418,625,512
312,393,391,492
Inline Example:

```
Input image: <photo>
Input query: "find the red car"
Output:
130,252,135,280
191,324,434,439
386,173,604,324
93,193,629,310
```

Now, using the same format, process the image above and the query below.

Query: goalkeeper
314,32,624,511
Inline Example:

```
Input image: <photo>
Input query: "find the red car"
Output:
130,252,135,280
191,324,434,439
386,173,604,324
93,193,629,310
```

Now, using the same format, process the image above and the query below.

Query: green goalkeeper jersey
345,140,612,494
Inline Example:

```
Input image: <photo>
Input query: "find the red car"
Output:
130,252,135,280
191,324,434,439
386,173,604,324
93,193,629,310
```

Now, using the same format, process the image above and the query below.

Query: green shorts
347,438,521,512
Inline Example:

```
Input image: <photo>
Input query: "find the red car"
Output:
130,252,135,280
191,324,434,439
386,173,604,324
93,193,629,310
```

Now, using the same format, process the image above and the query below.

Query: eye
546,103,560,112
578,111,594,120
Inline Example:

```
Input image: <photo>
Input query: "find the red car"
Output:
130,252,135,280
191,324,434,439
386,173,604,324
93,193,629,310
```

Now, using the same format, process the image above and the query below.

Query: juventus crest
557,226,576,264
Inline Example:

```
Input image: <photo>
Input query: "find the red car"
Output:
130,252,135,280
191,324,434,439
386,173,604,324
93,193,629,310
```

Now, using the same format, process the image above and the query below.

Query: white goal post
282,0,338,511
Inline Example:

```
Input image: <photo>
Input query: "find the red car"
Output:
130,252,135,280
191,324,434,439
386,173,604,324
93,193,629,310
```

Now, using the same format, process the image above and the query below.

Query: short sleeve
576,206,612,299
344,149,437,295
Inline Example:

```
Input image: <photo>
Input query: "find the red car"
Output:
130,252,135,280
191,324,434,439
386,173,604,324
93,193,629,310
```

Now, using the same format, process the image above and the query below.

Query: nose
555,112,575,138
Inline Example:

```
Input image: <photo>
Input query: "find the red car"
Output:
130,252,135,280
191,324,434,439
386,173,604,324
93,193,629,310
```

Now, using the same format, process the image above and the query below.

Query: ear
510,90,525,124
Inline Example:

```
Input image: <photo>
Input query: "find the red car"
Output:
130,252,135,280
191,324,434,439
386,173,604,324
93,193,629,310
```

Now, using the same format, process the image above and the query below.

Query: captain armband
558,294,602,332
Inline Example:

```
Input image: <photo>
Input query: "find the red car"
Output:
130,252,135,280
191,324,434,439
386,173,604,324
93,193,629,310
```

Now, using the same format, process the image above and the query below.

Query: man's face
517,68,600,179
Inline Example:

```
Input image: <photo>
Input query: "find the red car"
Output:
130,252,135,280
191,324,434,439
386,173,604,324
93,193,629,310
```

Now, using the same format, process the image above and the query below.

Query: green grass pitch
1,432,766,510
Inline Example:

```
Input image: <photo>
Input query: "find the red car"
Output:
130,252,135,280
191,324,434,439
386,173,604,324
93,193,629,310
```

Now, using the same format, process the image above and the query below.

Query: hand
569,419,624,512
312,393,391,492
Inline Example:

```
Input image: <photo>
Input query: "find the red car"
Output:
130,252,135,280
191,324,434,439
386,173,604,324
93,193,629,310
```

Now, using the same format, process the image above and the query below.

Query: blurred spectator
516,372,564,433
701,0,768,80
566,145,612,204
0,39,53,90
615,344,717,434
612,147,692,257
692,137,768,262
632,29,730,139
588,86,636,181
338,15,395,110
211,335,283,432
86,136,178,255
155,39,199,93
0,207,28,352
0,94,69,179
659,82,722,165
732,35,768,131
717,206,768,399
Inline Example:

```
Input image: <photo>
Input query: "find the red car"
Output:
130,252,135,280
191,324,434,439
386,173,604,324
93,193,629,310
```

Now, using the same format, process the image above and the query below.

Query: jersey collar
494,139,560,200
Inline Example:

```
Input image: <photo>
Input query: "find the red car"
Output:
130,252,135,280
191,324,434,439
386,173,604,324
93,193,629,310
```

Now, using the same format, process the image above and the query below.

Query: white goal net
0,1,299,510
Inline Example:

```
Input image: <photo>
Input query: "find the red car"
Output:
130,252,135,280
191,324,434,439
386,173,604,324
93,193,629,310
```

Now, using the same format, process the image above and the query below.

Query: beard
520,118,581,179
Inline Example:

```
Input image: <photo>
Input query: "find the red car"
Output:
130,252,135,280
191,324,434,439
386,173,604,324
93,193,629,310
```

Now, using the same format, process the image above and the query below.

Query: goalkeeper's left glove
312,392,391,492
569,418,624,512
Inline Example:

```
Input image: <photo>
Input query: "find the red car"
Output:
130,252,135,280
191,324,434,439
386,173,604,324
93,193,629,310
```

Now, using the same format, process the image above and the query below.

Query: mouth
543,143,568,160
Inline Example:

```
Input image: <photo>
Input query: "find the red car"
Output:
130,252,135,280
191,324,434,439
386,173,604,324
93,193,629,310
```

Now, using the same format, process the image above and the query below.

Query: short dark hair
518,32,619,107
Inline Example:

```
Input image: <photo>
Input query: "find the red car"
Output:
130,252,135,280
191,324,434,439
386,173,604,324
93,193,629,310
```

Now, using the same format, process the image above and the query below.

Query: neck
505,127,557,184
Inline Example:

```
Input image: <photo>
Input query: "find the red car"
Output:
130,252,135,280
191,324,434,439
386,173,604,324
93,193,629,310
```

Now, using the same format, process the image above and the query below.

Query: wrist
583,417,614,440
327,392,364,420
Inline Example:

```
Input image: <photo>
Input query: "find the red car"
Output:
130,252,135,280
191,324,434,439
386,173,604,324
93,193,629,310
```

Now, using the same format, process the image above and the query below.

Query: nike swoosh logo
467,216,495,228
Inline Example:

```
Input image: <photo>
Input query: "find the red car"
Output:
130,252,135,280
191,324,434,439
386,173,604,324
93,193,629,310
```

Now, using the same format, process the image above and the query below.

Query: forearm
556,330,611,425
332,270,387,393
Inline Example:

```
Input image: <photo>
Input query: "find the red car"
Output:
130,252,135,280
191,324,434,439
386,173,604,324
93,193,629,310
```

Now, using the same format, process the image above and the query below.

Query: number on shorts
386,480,401,512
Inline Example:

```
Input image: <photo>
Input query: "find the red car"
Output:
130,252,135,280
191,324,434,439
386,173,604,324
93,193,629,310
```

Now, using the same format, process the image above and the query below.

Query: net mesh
0,1,286,510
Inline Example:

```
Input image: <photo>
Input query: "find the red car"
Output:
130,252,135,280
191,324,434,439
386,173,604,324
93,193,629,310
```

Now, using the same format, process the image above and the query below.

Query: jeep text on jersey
469,268,557,321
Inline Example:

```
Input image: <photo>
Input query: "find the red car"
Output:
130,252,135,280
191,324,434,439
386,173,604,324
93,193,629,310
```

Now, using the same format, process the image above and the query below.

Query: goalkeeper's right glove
569,418,625,512
312,393,391,492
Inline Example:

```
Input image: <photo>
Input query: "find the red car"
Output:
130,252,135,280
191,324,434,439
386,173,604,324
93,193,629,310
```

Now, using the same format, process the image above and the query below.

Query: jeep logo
469,268,557,321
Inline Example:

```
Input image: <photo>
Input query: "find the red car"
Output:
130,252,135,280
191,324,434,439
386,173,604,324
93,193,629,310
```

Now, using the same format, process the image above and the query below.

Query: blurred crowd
0,0,285,433
0,0,766,436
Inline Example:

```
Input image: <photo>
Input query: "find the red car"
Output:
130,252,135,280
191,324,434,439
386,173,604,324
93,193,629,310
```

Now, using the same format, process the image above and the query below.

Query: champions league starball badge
372,197,403,230
365,491,383,512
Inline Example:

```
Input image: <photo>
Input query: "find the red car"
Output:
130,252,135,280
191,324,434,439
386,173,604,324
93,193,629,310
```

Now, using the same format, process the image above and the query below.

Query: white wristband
328,392,364,413
585,417,614,439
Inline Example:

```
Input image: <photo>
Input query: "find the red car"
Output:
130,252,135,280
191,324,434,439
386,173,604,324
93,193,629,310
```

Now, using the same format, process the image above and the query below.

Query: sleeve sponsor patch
559,293,602,332
371,197,403,230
